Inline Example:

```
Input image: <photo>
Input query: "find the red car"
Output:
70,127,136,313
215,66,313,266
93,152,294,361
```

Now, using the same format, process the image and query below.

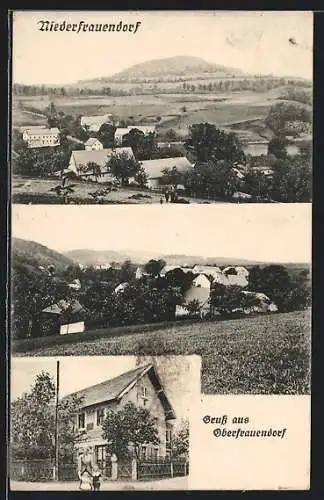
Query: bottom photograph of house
10,355,200,491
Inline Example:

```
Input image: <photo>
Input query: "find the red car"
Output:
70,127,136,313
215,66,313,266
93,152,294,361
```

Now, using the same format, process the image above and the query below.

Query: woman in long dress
78,448,94,490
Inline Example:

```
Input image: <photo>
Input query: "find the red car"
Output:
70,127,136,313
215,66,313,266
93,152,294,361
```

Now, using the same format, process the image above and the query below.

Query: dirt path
11,476,189,491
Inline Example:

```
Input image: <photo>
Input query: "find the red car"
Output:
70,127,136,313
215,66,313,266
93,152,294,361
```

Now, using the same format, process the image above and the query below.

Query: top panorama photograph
11,11,313,205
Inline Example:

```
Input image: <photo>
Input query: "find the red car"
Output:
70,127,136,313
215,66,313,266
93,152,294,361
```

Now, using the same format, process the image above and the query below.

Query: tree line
12,255,310,340
13,77,311,97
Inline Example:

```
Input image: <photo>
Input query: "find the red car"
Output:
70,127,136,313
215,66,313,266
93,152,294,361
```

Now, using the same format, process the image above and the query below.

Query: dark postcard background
2,7,324,500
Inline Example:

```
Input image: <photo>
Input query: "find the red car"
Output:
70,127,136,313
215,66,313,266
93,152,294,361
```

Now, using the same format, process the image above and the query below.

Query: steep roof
70,147,135,172
61,364,176,419
115,128,130,136
23,126,59,136
41,299,83,315
192,265,221,275
140,157,193,180
81,114,112,126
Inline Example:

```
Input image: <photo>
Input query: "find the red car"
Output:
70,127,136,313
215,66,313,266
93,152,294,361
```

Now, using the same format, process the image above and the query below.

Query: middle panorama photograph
11,203,311,396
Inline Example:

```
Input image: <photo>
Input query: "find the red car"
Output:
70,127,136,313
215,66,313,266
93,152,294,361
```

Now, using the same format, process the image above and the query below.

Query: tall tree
144,259,166,278
101,402,160,460
172,419,189,458
107,152,140,185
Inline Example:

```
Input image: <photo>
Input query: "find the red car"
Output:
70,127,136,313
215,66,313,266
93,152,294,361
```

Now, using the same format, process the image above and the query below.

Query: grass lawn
16,310,311,395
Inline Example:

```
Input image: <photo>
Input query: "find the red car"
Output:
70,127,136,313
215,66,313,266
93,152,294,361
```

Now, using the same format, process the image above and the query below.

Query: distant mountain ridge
11,238,308,270
63,248,308,268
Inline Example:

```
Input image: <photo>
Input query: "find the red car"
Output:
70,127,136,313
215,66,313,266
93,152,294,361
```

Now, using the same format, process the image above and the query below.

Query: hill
64,249,138,266
75,56,245,87
12,238,74,272
110,56,244,80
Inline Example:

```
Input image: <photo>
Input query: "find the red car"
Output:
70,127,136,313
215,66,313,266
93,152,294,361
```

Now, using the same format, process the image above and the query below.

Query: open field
12,175,226,204
12,90,278,139
14,310,311,395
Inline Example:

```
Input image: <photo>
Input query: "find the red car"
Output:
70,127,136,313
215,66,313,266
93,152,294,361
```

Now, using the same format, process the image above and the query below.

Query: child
79,470,93,491
92,465,102,491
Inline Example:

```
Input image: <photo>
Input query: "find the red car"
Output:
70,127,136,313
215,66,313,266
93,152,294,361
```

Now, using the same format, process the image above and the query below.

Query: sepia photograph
10,355,199,491
11,11,312,205
11,204,311,396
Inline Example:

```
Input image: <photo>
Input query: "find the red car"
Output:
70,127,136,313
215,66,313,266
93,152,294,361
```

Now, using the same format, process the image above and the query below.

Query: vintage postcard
8,9,312,492
11,11,312,205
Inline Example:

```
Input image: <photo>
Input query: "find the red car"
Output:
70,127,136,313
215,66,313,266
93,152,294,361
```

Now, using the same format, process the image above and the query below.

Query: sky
12,11,313,84
12,204,311,263
10,356,200,421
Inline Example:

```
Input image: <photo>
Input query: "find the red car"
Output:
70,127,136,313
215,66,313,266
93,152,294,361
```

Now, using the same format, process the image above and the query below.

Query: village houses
61,364,176,471
21,126,60,148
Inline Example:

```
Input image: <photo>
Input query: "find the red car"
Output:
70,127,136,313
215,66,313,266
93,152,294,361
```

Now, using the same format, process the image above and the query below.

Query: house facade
63,364,175,471
84,138,104,151
22,126,60,148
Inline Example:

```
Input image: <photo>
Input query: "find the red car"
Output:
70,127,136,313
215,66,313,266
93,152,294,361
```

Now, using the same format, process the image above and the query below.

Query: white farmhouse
21,126,60,148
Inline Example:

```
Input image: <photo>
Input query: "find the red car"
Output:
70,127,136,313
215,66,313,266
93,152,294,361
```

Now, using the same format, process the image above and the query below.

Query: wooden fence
137,458,189,480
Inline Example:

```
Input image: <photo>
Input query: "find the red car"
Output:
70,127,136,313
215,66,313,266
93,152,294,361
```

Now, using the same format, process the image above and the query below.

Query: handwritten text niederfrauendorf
37,20,142,34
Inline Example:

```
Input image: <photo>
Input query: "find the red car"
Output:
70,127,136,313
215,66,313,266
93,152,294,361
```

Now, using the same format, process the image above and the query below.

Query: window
140,446,147,460
97,408,105,426
151,447,159,460
96,445,107,465
166,428,172,444
78,412,85,429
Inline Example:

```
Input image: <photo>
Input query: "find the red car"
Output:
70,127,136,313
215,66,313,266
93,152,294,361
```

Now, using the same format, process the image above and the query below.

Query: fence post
131,458,137,481
111,454,118,481
170,461,174,478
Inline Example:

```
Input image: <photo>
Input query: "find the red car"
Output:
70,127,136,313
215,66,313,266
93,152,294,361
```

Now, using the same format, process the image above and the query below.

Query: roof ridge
62,363,152,400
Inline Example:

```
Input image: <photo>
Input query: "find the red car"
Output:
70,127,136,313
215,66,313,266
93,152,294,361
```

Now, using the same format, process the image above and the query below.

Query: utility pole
54,360,60,481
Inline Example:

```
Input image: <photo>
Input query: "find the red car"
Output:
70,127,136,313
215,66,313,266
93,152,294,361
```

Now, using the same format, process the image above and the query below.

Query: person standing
92,465,102,491
164,189,170,203
78,448,94,490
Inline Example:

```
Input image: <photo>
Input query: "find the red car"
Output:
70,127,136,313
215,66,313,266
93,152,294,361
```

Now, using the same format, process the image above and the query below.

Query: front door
95,445,111,478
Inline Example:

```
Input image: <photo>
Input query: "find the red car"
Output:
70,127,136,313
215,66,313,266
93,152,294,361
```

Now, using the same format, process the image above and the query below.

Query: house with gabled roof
81,114,113,133
40,299,86,336
68,147,135,182
21,125,60,148
61,364,176,468
140,157,193,189
84,138,103,151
